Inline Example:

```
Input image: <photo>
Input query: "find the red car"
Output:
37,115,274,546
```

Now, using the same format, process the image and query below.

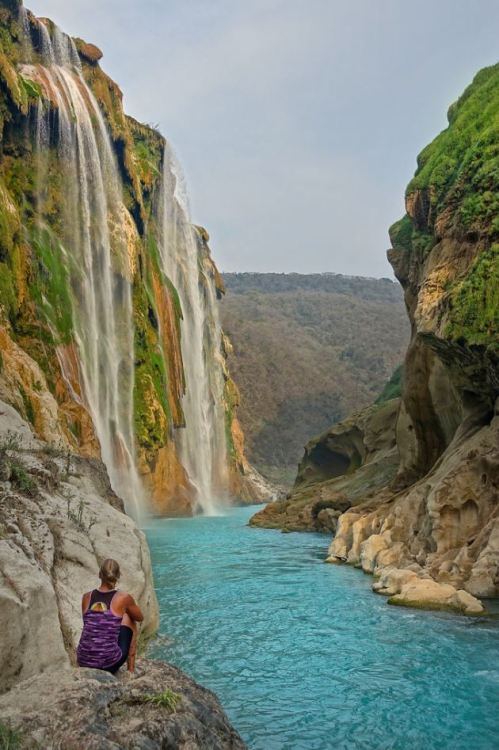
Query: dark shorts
105,625,133,674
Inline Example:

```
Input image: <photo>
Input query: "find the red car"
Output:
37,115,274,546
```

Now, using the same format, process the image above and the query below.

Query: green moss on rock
408,64,499,232
29,226,73,343
446,244,499,345
132,279,170,450
375,364,403,404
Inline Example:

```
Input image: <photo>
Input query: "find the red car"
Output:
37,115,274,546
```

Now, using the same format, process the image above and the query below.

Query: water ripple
147,506,499,750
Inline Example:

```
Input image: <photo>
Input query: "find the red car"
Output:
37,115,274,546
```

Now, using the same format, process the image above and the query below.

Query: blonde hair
99,558,120,587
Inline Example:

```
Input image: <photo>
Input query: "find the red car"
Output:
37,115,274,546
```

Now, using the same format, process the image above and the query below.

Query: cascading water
20,12,144,521
157,145,228,515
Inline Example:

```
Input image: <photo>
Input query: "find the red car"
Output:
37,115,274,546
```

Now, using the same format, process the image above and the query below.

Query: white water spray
21,14,144,521
157,145,228,515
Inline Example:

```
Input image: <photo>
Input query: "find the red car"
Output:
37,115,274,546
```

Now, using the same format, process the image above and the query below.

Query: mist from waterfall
20,10,144,521
157,145,228,515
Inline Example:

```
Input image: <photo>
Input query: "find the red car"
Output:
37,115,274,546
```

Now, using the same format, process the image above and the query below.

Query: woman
76,558,144,674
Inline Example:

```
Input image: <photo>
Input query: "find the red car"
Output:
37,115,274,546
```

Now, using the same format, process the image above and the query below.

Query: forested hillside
221,273,409,484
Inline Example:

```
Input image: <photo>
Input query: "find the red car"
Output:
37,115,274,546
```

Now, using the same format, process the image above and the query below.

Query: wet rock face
0,659,247,749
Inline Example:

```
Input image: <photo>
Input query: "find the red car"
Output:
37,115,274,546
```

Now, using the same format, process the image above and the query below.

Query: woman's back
76,589,123,669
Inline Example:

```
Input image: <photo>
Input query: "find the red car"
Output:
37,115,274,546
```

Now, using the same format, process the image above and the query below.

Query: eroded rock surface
0,400,159,693
250,398,399,532
250,65,499,615
0,659,246,749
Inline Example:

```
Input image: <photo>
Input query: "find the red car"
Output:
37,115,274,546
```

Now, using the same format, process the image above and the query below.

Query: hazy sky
27,0,499,277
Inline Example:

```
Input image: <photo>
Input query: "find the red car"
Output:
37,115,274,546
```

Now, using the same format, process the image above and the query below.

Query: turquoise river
145,505,499,750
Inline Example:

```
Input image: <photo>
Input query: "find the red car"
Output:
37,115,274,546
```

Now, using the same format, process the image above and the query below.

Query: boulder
0,659,246,749
388,578,484,615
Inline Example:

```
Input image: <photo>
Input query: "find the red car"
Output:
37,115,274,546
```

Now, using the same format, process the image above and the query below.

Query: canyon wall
0,0,260,517
252,64,499,614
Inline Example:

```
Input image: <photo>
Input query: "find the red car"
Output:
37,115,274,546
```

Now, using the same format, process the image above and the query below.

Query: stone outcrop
0,659,246,749
251,64,499,615
250,398,399,531
0,399,159,694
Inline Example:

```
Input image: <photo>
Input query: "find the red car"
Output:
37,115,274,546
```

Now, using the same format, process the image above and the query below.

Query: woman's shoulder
115,589,132,601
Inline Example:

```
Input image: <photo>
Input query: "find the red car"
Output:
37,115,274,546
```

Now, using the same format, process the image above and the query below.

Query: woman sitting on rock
76,558,144,674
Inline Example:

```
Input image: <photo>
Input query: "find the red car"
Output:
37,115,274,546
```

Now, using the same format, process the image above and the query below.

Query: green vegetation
221,273,408,483
29,226,73,343
133,278,170,450
136,689,181,712
133,135,161,189
389,64,499,346
223,380,237,463
375,365,404,404
9,459,37,495
65,491,97,534
408,63,499,231
389,214,413,252
0,722,22,750
19,75,41,101
446,245,499,345
0,261,16,318
0,430,37,495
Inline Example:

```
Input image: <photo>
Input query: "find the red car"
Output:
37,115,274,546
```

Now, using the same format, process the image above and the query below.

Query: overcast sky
27,0,499,277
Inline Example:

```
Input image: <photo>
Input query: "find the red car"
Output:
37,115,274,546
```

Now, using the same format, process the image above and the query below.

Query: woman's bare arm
124,594,144,622
81,592,91,617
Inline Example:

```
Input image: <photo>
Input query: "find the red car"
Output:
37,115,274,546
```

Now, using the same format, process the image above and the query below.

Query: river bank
146,505,499,750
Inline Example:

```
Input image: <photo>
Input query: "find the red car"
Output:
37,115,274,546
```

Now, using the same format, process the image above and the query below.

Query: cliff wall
252,65,499,614
0,0,258,516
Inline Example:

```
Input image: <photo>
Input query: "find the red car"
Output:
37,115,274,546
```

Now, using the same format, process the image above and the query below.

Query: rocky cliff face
0,398,158,694
252,65,499,614
0,0,259,517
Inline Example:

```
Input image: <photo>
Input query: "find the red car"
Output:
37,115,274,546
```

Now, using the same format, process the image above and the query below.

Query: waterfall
157,145,228,515
20,15,144,521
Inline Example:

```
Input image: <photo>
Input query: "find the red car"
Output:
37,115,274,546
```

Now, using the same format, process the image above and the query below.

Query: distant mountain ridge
222,272,402,300
220,272,409,485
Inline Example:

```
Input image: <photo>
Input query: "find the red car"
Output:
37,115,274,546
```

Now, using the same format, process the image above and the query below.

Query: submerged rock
0,659,246,749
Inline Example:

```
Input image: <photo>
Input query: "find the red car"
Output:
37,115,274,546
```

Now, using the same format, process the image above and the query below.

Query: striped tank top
76,589,123,669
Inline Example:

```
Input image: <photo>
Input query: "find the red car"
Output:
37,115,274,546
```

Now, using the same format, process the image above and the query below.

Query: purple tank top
76,589,123,669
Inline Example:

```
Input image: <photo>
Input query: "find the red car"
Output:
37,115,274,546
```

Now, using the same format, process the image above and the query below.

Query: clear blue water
145,505,499,750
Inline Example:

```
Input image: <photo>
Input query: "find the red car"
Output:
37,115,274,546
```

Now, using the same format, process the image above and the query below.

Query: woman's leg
122,612,138,672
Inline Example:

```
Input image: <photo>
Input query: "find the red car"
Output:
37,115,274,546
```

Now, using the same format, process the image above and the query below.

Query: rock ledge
0,658,246,749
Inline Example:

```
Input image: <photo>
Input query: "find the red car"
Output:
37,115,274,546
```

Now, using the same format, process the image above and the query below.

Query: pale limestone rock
389,577,484,615
465,519,499,598
0,400,159,694
0,327,70,449
372,567,419,596
360,533,389,573
374,542,407,572
326,511,360,561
